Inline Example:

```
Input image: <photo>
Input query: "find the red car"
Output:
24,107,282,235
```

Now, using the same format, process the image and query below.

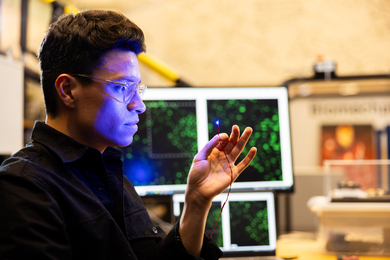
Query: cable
210,120,233,238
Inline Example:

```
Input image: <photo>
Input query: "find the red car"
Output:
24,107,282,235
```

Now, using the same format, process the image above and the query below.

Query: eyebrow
115,76,141,85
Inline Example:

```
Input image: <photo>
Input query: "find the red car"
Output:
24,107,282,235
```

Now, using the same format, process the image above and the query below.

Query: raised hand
179,125,257,256
186,125,257,203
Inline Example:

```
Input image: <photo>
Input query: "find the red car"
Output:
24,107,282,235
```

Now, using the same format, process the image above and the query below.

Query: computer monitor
120,87,293,195
173,192,277,257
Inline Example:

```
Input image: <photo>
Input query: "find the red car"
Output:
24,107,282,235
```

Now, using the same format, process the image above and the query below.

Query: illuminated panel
229,200,269,246
176,201,224,247
206,202,224,247
121,87,293,195
207,99,282,183
173,192,277,255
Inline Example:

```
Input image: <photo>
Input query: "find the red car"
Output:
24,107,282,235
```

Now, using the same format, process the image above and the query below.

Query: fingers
215,127,236,152
219,126,253,161
195,133,228,161
196,125,254,165
216,125,240,153
235,147,257,175
230,126,253,161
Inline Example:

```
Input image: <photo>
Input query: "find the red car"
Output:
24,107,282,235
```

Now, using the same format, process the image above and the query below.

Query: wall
127,0,390,87
0,54,24,155
1,0,390,87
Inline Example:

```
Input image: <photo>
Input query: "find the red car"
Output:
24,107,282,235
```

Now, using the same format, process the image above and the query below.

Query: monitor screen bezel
127,86,294,195
172,191,277,256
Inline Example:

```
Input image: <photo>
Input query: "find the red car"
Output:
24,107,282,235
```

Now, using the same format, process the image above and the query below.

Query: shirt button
152,227,158,234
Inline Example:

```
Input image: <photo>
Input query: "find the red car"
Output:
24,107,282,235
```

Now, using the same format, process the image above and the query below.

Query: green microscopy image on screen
229,200,269,246
121,100,197,186
178,201,223,247
205,202,224,247
207,99,282,182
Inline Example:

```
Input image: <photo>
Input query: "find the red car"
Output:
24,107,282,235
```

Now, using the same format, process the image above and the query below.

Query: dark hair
37,10,146,118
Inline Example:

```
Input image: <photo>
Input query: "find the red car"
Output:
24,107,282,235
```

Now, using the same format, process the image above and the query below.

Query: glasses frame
71,74,147,104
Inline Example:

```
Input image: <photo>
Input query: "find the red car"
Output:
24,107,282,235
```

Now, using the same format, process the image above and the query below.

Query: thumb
195,134,227,161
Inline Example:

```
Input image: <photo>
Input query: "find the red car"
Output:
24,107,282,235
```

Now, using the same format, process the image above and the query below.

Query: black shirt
0,121,222,260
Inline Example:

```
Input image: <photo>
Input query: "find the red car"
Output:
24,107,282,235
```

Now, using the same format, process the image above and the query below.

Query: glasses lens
124,83,147,103
138,85,147,98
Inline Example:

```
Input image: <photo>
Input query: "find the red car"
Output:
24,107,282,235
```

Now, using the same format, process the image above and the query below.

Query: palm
189,148,234,198
186,125,257,201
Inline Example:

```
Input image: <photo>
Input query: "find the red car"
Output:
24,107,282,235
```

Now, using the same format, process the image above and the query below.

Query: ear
54,74,77,108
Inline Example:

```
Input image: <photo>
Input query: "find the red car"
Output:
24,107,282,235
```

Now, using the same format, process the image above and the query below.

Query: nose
127,92,146,114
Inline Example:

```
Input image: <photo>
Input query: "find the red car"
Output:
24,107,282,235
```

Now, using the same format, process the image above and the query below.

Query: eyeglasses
72,74,147,104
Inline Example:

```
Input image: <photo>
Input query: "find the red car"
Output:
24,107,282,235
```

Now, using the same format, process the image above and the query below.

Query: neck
46,115,107,153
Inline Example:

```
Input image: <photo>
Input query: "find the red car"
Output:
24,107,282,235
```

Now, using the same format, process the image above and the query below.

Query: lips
125,120,139,126
125,120,139,125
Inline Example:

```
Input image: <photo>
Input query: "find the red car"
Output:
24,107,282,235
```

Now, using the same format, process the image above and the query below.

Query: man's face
73,49,146,151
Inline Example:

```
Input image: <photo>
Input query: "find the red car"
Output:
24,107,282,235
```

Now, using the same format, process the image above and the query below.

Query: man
0,10,257,259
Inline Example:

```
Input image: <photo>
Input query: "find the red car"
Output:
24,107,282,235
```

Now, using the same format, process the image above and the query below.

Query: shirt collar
31,121,122,164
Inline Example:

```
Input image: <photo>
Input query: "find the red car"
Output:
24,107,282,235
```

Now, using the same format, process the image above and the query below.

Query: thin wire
210,124,234,238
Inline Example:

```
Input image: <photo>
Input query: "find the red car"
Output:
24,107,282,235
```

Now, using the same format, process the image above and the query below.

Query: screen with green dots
173,192,277,256
120,87,293,195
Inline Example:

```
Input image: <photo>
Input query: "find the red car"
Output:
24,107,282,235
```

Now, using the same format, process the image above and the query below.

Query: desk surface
276,239,390,260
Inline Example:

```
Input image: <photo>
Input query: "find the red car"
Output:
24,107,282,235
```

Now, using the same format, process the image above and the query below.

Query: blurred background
1,0,390,239
2,0,390,87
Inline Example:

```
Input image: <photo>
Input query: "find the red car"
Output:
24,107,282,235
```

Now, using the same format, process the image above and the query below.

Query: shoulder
0,142,59,188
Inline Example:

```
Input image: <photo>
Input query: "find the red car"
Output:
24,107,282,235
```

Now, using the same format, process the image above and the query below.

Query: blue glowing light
123,157,155,185
215,119,220,126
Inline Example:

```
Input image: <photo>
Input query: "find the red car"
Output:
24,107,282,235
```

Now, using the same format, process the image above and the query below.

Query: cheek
93,101,124,131
92,104,113,129
78,92,101,118
78,94,111,130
